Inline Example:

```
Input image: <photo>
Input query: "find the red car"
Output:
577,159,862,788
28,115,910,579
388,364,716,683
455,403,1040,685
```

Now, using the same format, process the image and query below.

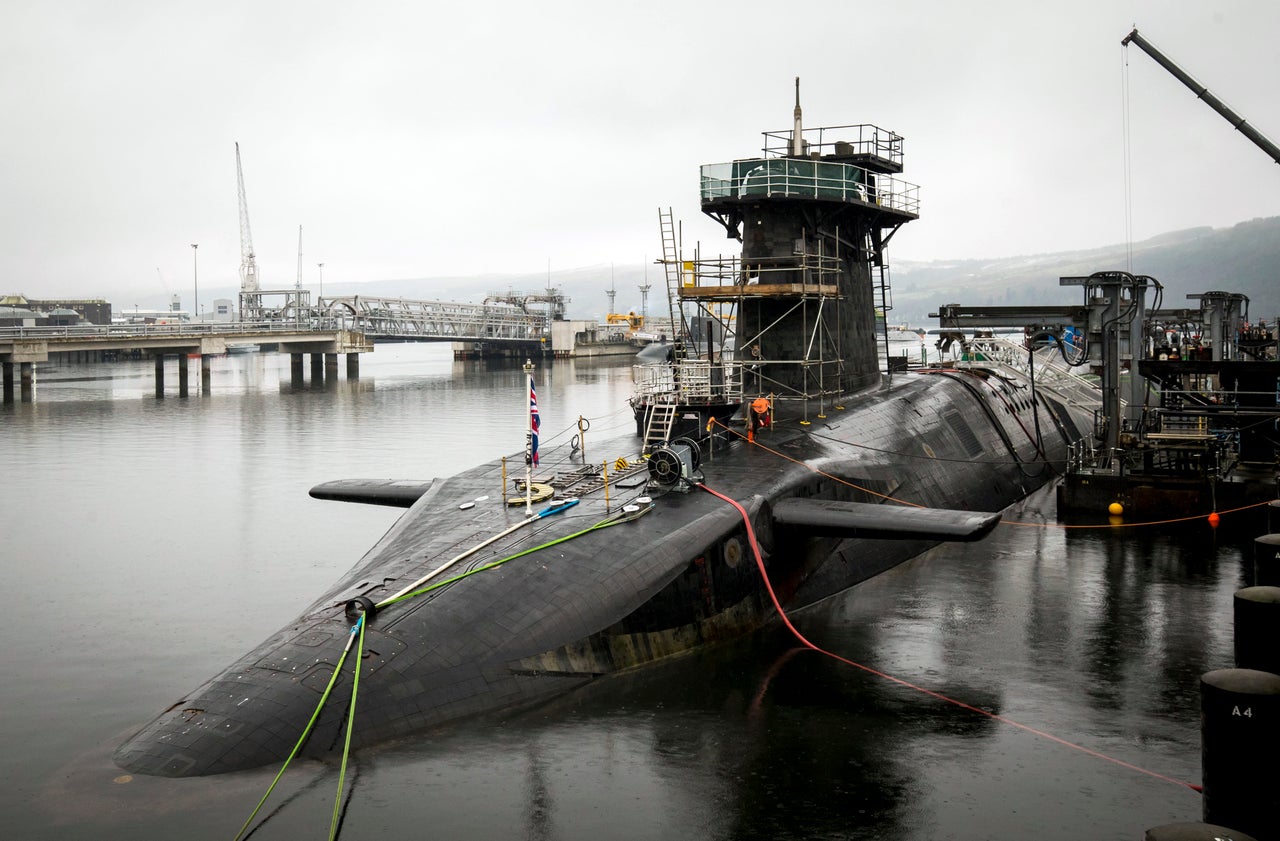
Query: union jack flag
529,375,540,466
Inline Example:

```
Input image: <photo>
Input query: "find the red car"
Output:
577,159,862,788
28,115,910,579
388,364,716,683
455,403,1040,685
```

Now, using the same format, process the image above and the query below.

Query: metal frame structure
323,294,549,342
655,236,851,407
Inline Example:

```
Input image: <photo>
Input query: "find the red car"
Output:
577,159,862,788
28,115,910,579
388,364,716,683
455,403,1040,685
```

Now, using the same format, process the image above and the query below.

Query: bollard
1145,823,1258,841
1254,534,1280,586
1200,668,1280,840
1233,587,1280,675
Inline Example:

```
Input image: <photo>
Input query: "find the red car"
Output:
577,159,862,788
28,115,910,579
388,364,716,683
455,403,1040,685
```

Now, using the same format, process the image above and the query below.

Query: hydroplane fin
772,498,1000,541
309,478,435,508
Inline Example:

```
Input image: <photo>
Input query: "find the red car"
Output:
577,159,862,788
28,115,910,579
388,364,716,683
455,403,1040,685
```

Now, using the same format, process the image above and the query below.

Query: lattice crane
235,142,262,320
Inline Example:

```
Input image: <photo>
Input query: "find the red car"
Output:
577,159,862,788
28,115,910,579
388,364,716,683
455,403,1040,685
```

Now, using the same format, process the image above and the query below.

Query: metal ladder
874,262,894,361
643,400,678,451
657,208,688,355
873,263,893,323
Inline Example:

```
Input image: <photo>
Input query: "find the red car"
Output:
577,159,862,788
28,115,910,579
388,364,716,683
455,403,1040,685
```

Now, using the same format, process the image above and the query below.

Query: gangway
323,294,552,343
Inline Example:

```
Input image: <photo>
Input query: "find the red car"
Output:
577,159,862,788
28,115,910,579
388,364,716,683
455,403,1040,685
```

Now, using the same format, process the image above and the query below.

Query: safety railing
323,295,549,341
762,124,905,168
700,157,920,216
676,252,845,292
0,319,348,340
954,336,1103,411
633,360,744,405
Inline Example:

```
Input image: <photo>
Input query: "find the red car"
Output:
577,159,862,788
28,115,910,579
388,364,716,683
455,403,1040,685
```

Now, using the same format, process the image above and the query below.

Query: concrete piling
1233,587,1280,675
1253,533,1280,586
1199,668,1280,840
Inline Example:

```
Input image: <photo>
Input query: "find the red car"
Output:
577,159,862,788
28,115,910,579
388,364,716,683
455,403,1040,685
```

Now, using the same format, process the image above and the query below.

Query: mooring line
234,496,655,837
232,614,365,841
328,612,367,840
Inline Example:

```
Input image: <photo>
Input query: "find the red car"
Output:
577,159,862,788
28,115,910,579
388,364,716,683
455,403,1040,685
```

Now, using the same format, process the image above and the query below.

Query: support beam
201,355,212,394
19,361,34,402
291,353,304,385
346,353,360,379
154,355,165,398
310,352,323,383
325,352,338,381
178,355,190,397
2,361,12,403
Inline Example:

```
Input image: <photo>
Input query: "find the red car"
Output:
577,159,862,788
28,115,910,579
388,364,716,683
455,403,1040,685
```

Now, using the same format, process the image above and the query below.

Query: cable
328,614,366,840
232,615,365,841
1121,44,1134,273
234,498,654,836
698,481,1202,794
379,503,652,608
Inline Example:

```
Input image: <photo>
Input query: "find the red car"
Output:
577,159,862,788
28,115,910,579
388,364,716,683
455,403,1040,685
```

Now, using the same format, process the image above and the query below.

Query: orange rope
1001,498,1274,529
706,418,1275,530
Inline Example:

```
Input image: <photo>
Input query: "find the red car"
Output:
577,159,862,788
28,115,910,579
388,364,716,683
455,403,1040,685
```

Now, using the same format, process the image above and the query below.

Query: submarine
115,83,1094,778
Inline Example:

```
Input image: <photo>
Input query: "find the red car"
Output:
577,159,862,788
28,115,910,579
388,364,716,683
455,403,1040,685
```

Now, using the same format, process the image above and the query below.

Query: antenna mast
790,76,805,156
638,263,651,323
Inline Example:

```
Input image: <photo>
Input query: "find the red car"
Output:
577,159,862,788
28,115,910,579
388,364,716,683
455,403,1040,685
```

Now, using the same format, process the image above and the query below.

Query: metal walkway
324,294,556,342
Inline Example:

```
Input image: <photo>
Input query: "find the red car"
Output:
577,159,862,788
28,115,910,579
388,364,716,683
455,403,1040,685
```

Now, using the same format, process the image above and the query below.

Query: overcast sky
3,1,1278,309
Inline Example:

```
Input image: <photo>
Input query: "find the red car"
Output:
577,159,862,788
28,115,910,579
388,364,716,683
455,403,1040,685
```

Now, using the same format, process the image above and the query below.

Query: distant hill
186,216,1280,327
887,216,1280,326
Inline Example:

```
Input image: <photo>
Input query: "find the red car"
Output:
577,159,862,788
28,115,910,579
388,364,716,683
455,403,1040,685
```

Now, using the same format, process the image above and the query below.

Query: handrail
0,319,350,340
955,336,1103,411
633,360,744,405
700,157,920,216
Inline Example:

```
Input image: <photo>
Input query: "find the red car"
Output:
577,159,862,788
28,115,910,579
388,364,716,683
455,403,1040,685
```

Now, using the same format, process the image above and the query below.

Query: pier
3,289,653,402
1,320,371,400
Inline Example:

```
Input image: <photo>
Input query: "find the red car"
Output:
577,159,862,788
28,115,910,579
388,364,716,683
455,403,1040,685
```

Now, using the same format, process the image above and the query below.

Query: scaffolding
643,211,854,410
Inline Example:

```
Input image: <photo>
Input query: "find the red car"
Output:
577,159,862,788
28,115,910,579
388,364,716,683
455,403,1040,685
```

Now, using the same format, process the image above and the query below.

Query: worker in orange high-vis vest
748,395,771,442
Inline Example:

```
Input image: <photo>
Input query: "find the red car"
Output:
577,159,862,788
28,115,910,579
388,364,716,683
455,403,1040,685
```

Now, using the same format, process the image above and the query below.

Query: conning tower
636,82,920,449
695,79,920,396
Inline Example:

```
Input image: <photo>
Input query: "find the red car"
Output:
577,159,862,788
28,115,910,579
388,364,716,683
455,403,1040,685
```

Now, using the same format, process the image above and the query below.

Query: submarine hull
114,369,1088,777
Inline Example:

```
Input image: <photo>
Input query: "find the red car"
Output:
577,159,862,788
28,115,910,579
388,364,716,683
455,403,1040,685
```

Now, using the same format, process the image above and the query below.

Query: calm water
0,343,1255,839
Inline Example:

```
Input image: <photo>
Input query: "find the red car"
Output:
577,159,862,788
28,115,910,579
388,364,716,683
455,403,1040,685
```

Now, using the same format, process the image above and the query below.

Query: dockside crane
236,142,263,320
1121,28,1280,165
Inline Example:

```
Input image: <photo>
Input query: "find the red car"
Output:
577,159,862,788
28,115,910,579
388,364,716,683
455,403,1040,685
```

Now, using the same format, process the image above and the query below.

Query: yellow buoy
1108,501,1124,516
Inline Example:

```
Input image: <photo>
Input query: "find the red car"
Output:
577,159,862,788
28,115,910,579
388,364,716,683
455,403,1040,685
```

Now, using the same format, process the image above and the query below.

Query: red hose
697,482,1201,794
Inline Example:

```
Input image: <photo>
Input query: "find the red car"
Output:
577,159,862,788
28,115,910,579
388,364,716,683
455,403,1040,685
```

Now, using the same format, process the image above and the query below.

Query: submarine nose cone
114,613,360,778
113,671,325,776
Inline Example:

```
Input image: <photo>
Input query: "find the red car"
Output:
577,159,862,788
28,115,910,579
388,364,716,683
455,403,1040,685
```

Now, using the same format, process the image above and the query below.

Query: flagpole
523,358,534,515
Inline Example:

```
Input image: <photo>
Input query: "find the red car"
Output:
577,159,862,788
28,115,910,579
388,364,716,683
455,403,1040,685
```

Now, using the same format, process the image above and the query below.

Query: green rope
232,615,364,841
328,613,367,840
234,500,653,839
377,504,653,609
